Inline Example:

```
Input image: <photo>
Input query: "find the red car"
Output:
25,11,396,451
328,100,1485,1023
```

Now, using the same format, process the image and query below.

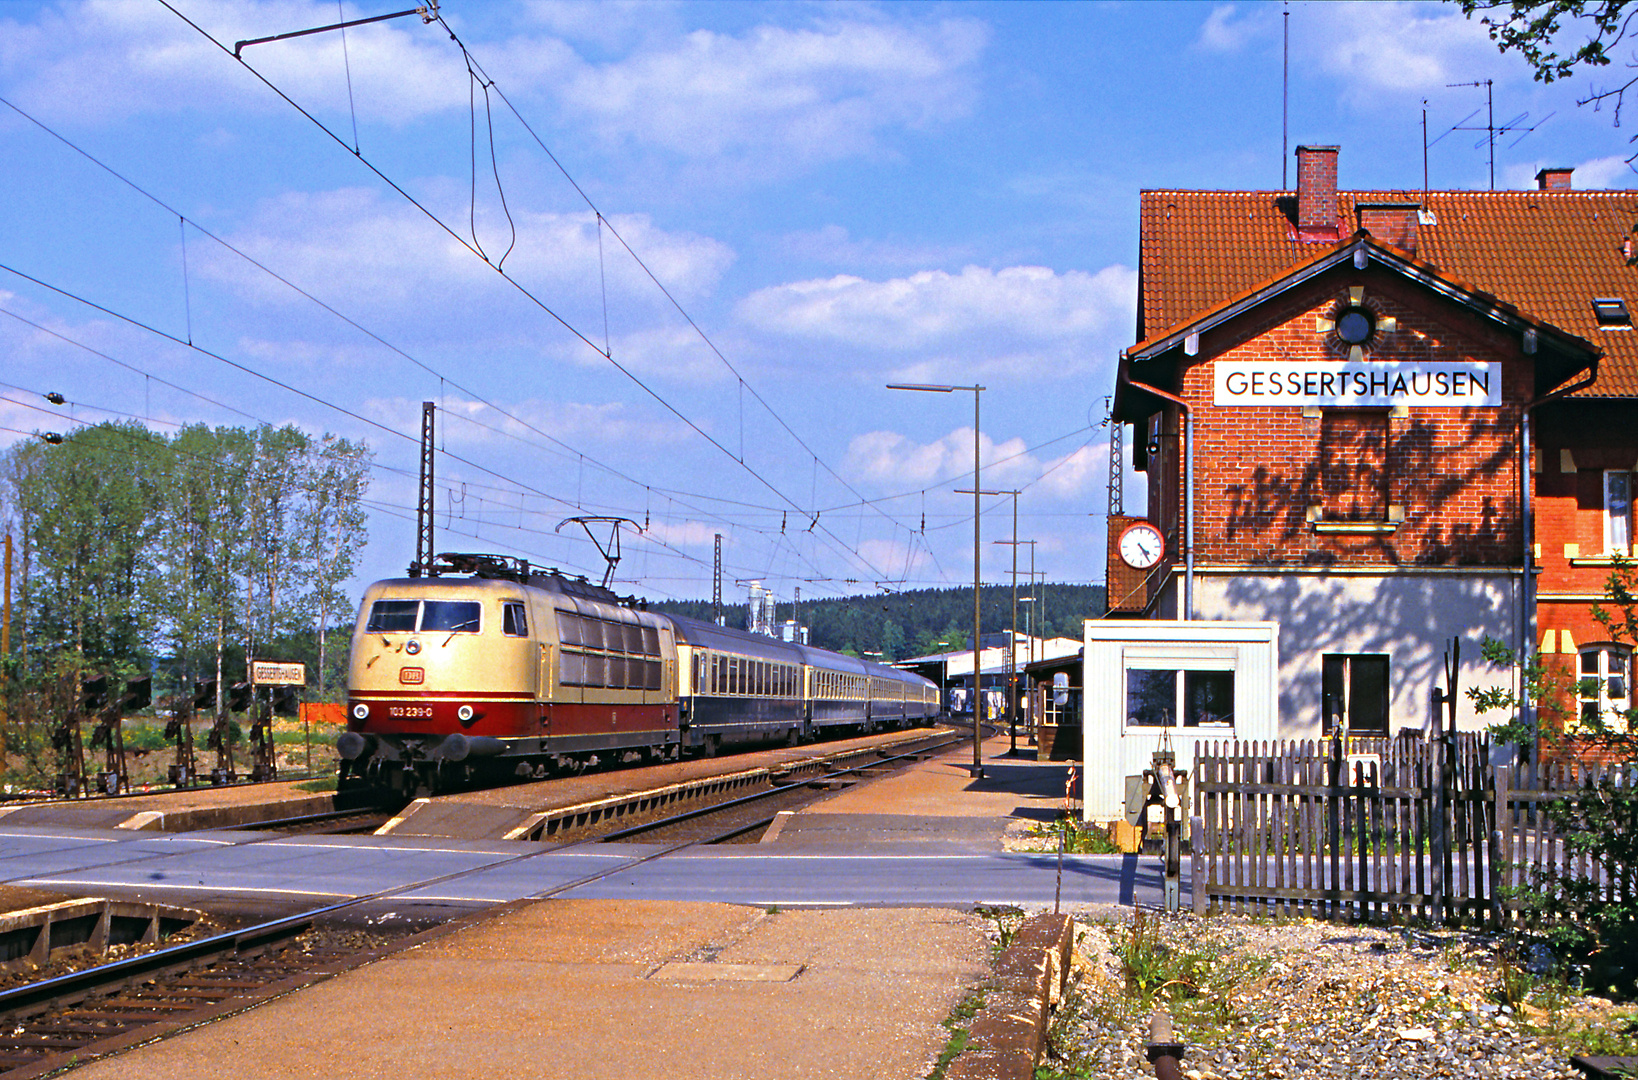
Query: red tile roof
1139,189,1638,397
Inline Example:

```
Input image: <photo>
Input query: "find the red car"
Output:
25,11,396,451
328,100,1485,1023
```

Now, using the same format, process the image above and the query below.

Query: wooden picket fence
1190,736,1632,926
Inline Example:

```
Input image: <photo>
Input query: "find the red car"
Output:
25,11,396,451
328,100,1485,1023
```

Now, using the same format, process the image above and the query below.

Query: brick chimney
1357,203,1419,256
1536,167,1573,190
1295,145,1340,239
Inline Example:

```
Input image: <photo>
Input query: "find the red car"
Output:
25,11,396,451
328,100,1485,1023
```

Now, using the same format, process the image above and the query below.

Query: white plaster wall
1193,570,1520,739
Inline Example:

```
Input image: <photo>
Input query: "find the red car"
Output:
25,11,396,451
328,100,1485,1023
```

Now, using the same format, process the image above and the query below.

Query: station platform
56,734,1081,1080
0,780,333,832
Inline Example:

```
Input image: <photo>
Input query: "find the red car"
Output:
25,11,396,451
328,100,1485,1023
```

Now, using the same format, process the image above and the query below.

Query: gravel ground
1042,911,1637,1080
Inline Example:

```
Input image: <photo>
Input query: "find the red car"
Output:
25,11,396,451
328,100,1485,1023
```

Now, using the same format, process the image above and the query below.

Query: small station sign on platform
250,661,306,686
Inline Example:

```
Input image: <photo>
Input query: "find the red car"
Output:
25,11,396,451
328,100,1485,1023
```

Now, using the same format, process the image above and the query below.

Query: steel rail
0,726,965,1030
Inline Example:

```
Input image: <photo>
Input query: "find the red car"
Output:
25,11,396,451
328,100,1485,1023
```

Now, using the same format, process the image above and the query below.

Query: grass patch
1030,818,1121,854
926,985,989,1080
293,776,337,792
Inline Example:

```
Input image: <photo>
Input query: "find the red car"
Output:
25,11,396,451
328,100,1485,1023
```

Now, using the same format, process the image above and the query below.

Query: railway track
0,725,974,1075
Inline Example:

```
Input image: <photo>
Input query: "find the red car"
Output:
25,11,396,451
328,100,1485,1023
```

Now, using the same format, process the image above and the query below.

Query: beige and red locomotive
340,554,940,792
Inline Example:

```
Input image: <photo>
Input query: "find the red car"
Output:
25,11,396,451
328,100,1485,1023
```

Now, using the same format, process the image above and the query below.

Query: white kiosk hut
1081,620,1280,822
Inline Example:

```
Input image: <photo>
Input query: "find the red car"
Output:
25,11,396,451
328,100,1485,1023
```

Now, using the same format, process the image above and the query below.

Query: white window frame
1578,644,1632,732
1606,469,1633,555
1122,652,1236,732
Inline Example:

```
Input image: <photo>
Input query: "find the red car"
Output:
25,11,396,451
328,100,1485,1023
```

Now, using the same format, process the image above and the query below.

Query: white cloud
738,264,1135,350
551,18,989,166
1571,155,1637,188
843,427,1039,489
1498,154,1638,190
199,188,733,314
1,3,984,177
1195,5,1265,54
1303,2,1508,98
1034,442,1108,500
641,519,724,548
0,0,472,125
362,393,689,449
842,426,1108,502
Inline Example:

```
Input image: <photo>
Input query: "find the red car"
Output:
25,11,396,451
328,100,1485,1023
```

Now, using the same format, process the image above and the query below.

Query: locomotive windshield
365,600,418,632
365,599,483,634
422,601,481,633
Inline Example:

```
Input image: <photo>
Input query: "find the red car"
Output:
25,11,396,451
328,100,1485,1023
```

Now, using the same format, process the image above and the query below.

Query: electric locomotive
339,553,940,794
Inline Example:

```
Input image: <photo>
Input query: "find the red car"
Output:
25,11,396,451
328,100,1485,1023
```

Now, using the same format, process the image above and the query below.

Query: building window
1125,667,1235,728
1606,470,1633,554
1578,645,1632,731
1319,410,1388,521
1593,298,1632,327
1322,654,1390,733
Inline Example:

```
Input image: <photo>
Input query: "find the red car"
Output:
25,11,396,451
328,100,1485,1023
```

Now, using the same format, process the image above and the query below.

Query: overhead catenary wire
0,90,879,599
155,4,909,590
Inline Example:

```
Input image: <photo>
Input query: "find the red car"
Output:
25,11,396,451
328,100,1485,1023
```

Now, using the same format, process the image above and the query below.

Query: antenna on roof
1282,3,1290,190
1442,79,1553,190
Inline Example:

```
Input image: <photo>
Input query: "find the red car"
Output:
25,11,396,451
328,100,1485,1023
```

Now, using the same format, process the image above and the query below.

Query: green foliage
1039,818,1120,855
1470,556,1638,1001
0,420,372,711
1460,1,1632,83
123,724,170,753
927,986,989,1080
654,582,1106,660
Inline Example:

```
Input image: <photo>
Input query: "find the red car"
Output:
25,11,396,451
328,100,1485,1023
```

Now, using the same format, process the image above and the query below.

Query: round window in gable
1336,307,1375,345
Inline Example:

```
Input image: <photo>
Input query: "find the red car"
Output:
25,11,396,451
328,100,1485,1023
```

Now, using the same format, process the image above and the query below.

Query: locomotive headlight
352,703,370,720
405,639,422,655
457,705,474,722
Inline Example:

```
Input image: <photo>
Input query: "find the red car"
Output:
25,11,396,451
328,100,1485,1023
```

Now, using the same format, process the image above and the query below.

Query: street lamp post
889,382,987,778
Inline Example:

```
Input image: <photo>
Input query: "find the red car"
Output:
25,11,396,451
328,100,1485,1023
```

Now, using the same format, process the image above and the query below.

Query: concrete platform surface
54,731,1067,1078
68,900,991,1080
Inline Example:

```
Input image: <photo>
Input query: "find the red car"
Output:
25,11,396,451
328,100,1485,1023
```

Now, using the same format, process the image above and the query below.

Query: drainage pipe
1146,1009,1186,1080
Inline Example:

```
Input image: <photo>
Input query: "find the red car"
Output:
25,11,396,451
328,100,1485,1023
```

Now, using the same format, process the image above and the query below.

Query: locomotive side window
422,601,481,633
366,600,419,633
502,602,528,637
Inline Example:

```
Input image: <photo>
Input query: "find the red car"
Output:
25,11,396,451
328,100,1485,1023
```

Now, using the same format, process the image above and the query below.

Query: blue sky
2,0,1633,608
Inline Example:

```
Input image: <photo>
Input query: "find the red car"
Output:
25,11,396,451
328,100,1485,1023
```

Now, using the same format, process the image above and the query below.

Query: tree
294,434,371,698
1460,1,1638,147
1471,555,1637,998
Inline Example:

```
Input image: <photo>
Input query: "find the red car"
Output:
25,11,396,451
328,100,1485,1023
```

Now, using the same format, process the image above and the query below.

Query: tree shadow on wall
1222,412,1520,565
1218,571,1516,732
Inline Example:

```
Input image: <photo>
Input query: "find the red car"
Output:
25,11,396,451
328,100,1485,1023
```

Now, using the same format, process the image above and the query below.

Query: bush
1471,555,1638,1000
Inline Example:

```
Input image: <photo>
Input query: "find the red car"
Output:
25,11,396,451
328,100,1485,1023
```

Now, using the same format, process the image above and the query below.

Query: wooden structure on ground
1190,735,1632,926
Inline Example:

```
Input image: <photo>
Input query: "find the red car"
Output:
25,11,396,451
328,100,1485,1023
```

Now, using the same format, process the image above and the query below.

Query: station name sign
250,661,306,686
1213,361,1501,407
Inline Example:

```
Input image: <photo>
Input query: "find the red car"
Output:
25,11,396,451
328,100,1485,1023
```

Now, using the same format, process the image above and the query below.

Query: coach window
1322,654,1390,733
1320,410,1389,521
1578,645,1632,730
1606,470,1633,554
502,602,528,637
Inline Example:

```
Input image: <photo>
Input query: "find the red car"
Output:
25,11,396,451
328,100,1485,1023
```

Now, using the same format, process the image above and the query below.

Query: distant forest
651,583,1106,661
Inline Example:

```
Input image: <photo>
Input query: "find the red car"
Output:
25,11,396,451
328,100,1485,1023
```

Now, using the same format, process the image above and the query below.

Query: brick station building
1108,145,1637,742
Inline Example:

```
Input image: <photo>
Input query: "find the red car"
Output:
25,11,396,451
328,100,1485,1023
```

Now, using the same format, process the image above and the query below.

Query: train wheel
702,735,719,758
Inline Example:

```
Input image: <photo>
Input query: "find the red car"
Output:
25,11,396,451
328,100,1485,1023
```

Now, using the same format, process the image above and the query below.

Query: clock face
1119,522,1165,569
